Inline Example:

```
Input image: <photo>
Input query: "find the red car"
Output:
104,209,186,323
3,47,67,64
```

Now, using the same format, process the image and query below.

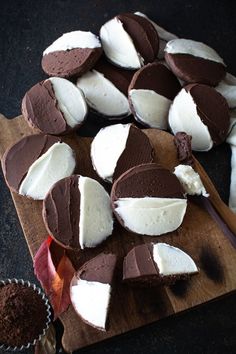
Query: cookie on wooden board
43,175,113,250
22,77,87,135
70,253,117,331
111,163,187,236
2,134,76,200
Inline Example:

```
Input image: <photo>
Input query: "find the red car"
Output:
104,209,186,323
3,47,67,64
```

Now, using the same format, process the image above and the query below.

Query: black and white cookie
70,253,117,331
111,163,187,236
100,13,159,69
76,58,132,118
165,39,226,86
91,123,154,183
43,175,113,250
123,242,198,285
168,84,230,151
42,31,102,78
22,78,88,135
128,62,181,129
2,134,76,200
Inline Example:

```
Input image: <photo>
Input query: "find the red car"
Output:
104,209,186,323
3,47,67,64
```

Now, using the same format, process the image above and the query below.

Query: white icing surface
115,197,187,235
19,142,75,200
215,72,236,108
77,70,130,117
70,277,111,330
78,176,113,249
49,77,87,127
43,30,101,55
91,124,131,182
153,243,198,276
129,89,171,129
227,122,236,212
168,88,213,151
100,17,143,69
165,39,225,65
134,11,177,59
173,164,209,197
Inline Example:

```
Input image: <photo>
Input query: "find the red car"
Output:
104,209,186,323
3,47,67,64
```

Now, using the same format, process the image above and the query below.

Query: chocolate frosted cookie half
2,134,76,200
111,163,187,236
22,78,88,135
100,13,159,69
43,175,113,250
70,253,117,331
123,243,198,285
77,58,132,118
168,84,230,151
128,62,181,129
91,123,154,183
164,39,226,86
42,31,102,78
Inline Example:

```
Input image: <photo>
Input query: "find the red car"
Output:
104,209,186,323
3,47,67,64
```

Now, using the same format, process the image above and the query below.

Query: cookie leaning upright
91,123,154,183
100,13,159,69
42,31,102,78
169,84,230,151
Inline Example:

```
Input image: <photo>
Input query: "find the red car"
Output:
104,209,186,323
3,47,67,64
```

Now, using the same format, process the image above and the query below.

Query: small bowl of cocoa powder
0,279,51,351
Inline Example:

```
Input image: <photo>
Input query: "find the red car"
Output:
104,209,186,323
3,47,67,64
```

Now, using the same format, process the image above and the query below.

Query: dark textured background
0,1,236,353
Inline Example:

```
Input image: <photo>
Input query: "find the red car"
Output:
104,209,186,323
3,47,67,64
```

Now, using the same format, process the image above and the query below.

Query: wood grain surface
0,114,236,353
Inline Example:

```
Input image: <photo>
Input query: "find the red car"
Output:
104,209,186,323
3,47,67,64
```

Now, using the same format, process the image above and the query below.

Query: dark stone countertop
0,1,236,353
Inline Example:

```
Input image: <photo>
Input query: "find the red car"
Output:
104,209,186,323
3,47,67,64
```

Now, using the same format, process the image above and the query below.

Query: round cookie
42,31,102,78
128,62,181,128
91,123,154,183
168,84,230,151
100,13,159,69
70,253,117,331
111,163,187,236
77,58,133,118
43,175,113,250
2,134,76,200
164,39,226,86
22,77,88,135
123,242,198,286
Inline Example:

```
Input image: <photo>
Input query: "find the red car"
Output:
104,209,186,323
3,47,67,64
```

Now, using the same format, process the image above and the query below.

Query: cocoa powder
0,283,48,347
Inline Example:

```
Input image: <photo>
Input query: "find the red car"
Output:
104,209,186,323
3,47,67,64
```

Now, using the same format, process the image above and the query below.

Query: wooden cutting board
1,113,236,353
